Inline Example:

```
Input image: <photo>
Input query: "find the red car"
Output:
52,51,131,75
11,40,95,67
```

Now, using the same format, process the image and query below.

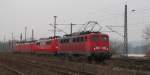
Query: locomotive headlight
94,48,96,51
56,46,58,48
102,46,106,50
106,48,109,50
95,46,100,49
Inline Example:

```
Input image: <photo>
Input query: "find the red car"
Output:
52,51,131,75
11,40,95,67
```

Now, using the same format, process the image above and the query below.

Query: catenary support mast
124,4,128,57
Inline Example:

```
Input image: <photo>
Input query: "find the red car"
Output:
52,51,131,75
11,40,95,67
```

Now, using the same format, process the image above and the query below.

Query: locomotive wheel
68,55,73,61
88,56,97,64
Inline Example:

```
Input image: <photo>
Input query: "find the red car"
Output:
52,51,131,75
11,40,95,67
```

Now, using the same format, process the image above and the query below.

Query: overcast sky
0,0,150,42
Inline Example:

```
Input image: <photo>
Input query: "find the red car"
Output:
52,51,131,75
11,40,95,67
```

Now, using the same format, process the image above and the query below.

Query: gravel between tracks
0,63,23,75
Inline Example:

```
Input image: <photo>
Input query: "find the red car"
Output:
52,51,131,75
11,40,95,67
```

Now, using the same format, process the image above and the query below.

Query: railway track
18,56,97,75
1,53,150,75
0,53,96,75
105,58,150,72
14,53,150,72
0,63,25,75
0,54,58,75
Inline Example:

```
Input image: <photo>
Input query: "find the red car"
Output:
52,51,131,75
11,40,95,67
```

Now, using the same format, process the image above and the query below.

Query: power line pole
11,33,14,49
3,35,6,43
25,26,27,41
70,23,78,34
54,16,57,36
3,35,6,49
124,4,128,57
31,29,34,41
71,23,73,34
20,33,22,41
49,16,84,35
57,23,84,35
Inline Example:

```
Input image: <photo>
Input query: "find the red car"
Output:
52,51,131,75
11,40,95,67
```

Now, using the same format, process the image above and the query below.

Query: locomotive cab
88,33,112,60
91,34,109,51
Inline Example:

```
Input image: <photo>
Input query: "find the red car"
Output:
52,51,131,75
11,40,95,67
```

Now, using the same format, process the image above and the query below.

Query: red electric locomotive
15,31,111,61
35,37,59,54
58,31,112,61
16,41,37,52
15,37,59,54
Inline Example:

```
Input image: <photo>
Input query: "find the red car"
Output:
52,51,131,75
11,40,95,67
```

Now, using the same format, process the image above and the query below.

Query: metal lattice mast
25,26,27,41
32,29,34,41
54,16,57,36
20,33,22,41
124,4,128,57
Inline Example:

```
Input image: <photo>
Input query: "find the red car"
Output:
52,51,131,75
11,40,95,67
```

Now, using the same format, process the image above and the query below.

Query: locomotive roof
64,31,101,37
16,40,37,43
58,31,107,40
40,36,60,40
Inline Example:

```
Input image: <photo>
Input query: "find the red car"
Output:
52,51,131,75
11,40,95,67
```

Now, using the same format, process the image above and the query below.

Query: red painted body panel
38,39,59,53
15,38,59,54
58,32,110,54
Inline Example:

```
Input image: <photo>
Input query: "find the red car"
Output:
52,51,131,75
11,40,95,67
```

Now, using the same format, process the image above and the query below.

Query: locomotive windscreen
101,35,108,41
92,35,99,42
92,35,108,42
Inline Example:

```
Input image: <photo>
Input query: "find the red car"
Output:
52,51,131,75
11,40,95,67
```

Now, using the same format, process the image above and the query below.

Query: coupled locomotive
16,37,59,54
16,31,112,61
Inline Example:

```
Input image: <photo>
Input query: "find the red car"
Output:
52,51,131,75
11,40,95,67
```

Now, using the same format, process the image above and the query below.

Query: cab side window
36,42,40,45
46,41,51,45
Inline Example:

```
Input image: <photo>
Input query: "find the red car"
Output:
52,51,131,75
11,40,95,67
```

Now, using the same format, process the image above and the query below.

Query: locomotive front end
89,33,112,60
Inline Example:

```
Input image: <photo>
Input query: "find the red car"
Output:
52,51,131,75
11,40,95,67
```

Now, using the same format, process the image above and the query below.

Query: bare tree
110,39,124,56
143,25,150,56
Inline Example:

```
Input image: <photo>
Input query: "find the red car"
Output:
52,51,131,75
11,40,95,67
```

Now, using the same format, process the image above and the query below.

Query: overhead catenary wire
105,25,124,37
49,24,68,34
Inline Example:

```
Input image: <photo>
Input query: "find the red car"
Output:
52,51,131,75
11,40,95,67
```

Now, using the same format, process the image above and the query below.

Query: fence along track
0,63,25,75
